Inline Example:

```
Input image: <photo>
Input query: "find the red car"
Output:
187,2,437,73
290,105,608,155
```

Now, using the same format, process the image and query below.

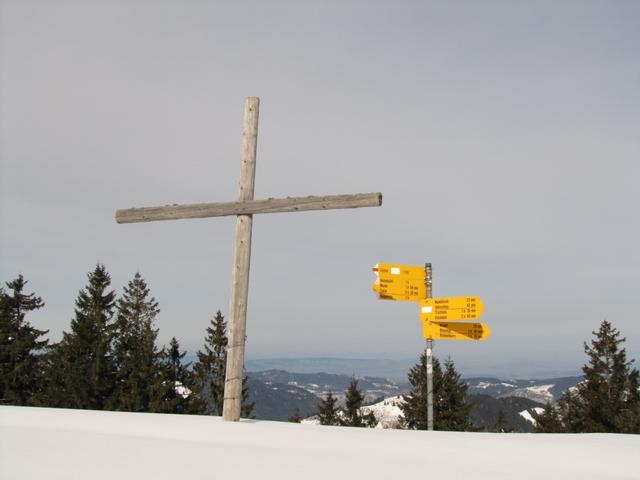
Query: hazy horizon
243,355,583,380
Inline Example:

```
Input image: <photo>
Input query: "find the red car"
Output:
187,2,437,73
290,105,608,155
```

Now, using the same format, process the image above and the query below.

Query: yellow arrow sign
372,263,426,302
422,321,491,341
420,296,484,321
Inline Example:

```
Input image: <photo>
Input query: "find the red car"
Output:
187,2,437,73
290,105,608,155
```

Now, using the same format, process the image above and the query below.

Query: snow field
1,406,638,480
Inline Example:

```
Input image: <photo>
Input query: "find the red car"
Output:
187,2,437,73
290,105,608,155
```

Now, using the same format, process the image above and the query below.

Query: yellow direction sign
420,296,484,321
423,321,491,341
372,263,426,302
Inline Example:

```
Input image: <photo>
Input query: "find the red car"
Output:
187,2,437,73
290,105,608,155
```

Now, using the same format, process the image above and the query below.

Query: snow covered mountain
361,395,404,429
465,376,582,403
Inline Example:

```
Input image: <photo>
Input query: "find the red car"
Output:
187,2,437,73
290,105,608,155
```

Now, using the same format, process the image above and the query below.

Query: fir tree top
69,264,116,336
317,390,339,426
4,275,45,323
340,376,376,427
558,320,640,433
111,272,161,412
116,272,159,330
400,353,474,431
0,275,48,406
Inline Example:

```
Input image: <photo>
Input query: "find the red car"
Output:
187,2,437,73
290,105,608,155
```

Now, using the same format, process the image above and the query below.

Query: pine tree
240,374,255,419
620,368,640,433
167,336,191,382
340,376,377,427
437,358,475,431
556,320,640,433
191,310,254,418
150,337,194,414
317,390,339,426
192,310,228,415
493,409,513,433
111,272,161,412
289,407,303,423
534,402,564,433
46,265,116,410
400,353,475,431
0,275,48,405
400,351,439,430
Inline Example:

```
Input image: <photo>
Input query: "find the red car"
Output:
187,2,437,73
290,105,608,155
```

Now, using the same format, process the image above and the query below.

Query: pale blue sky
1,1,639,377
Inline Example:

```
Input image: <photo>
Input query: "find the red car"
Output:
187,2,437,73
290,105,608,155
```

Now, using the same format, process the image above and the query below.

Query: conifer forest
1,265,638,433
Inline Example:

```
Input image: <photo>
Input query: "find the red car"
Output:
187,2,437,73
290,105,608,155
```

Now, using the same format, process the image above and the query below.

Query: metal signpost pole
425,263,434,431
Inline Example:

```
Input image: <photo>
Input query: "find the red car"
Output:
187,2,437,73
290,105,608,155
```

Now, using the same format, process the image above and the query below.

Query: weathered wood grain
223,97,259,422
115,192,383,224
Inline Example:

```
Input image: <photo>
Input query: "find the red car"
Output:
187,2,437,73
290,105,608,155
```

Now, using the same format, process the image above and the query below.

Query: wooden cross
115,97,382,421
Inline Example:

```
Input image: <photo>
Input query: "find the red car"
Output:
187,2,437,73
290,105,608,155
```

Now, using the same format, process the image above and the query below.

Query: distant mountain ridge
246,370,583,425
465,376,583,403
245,357,582,379
246,378,319,421
248,369,408,404
246,358,415,379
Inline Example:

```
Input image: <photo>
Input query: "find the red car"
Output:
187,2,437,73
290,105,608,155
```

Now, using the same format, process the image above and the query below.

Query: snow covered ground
1,406,638,480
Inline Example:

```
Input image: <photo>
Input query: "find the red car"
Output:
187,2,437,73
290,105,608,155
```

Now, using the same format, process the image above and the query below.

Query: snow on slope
511,384,556,403
300,395,404,428
1,406,638,480
519,407,546,426
361,395,404,429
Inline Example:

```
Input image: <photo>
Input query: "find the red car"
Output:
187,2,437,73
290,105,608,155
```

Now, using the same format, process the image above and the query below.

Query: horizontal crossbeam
115,192,382,224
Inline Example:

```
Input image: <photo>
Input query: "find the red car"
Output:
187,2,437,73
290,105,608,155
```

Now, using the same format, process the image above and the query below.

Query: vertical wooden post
425,263,434,431
223,97,260,421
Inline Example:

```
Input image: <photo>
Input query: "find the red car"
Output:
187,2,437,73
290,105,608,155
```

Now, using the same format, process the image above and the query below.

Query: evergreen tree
400,353,475,431
556,321,640,433
340,376,377,427
191,310,254,418
240,374,255,419
150,337,193,414
166,336,191,382
400,352,439,430
0,275,48,405
534,402,564,433
46,265,116,410
289,407,303,423
493,409,513,433
192,310,228,415
317,390,339,426
438,358,475,431
111,272,161,412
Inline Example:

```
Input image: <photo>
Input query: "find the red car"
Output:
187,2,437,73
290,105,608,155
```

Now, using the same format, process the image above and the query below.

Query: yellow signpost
422,321,491,341
372,263,426,302
371,263,490,340
420,296,484,322
372,262,490,431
